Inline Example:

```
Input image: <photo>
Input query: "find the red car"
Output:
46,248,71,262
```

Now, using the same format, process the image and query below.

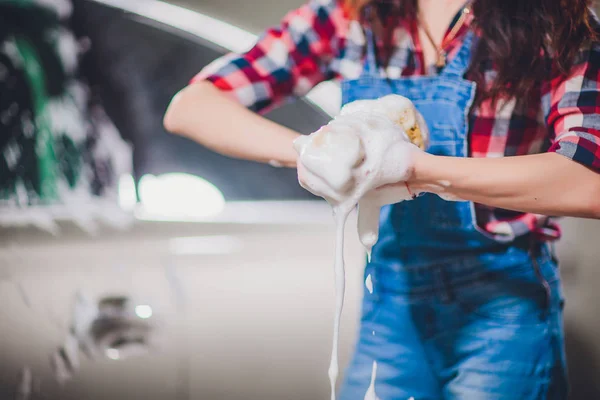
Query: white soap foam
268,160,284,168
364,361,381,400
328,211,348,400
365,274,373,294
294,94,427,400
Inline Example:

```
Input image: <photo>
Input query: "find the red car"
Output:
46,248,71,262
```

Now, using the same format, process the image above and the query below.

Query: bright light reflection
106,348,120,360
135,305,153,319
137,173,225,220
305,81,342,116
118,174,137,211
169,235,243,255
93,0,256,53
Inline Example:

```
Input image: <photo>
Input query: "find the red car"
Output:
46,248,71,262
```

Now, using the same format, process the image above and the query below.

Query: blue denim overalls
338,28,568,400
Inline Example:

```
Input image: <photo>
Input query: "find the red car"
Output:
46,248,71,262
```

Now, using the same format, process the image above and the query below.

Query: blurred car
0,1,366,399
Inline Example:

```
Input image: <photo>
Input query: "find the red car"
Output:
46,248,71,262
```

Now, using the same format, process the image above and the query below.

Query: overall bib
338,29,568,400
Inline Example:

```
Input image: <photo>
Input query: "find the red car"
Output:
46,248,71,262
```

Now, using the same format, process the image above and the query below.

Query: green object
15,36,59,202
0,0,132,225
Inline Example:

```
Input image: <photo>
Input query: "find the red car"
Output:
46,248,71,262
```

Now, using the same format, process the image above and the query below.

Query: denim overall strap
440,31,476,78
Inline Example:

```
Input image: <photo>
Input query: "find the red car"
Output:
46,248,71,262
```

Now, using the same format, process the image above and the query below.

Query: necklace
418,3,472,68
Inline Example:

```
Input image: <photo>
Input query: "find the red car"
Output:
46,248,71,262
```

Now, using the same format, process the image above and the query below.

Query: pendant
436,51,447,68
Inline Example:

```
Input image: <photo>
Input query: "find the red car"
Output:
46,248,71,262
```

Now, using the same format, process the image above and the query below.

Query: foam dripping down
294,94,428,400
328,210,349,400
365,274,374,294
364,361,381,400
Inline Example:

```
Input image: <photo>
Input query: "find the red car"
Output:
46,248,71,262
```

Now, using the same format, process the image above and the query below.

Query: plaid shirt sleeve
191,0,344,114
546,42,600,172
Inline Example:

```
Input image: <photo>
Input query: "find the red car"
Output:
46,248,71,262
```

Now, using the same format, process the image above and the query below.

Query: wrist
407,151,431,188
271,133,300,168
407,151,444,195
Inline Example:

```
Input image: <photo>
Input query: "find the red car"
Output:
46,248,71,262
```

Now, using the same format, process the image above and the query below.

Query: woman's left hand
406,151,600,219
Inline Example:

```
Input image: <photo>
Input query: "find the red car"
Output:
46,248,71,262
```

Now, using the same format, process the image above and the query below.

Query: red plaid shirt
193,0,600,242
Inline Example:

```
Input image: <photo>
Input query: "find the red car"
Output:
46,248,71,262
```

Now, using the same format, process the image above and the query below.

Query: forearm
164,81,300,167
410,152,600,219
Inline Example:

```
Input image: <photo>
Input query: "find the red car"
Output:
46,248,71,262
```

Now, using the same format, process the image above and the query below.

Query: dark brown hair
345,0,600,103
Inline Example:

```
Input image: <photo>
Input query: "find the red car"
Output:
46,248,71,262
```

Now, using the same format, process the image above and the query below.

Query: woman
164,0,600,398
